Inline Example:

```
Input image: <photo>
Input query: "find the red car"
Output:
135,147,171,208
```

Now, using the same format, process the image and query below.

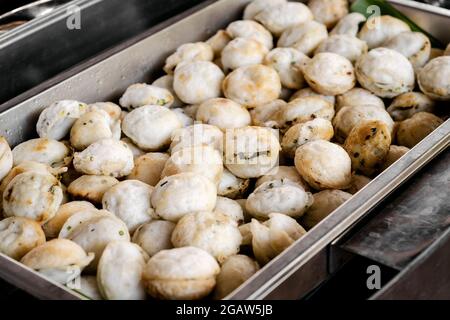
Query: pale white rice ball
150,172,217,222
73,139,134,178
196,98,251,131
303,52,355,95
163,42,214,74
119,83,174,110
418,56,450,101
355,48,415,98
173,61,225,105
278,20,328,56
255,2,313,36
122,105,182,151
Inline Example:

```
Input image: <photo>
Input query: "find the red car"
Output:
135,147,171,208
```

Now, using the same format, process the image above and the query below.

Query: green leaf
351,0,445,49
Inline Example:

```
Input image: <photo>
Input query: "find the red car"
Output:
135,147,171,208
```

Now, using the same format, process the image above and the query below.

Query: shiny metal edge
0,0,448,300
0,0,71,20
229,120,449,299
390,0,450,16
389,0,450,44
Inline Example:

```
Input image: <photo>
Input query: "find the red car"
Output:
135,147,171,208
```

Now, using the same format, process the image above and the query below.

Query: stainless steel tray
0,0,206,105
0,0,449,300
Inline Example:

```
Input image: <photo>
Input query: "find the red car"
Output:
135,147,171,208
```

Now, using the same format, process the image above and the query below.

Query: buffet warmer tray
0,0,449,300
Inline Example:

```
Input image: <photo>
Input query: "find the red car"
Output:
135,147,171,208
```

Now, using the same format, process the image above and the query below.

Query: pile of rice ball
0,0,448,300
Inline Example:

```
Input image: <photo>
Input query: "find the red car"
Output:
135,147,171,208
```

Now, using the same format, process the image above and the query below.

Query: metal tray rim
0,0,449,300
229,120,449,299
